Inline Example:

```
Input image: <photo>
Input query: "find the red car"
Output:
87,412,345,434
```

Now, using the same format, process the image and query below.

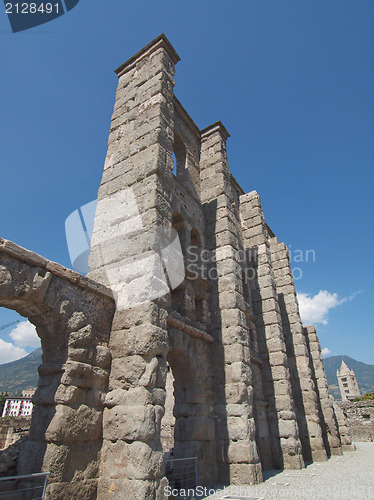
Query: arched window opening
194,297,205,324
161,361,175,454
173,132,186,177
242,270,251,305
172,211,188,260
171,286,186,316
161,348,194,459
172,151,177,175
190,228,200,247
172,212,184,232
188,228,201,278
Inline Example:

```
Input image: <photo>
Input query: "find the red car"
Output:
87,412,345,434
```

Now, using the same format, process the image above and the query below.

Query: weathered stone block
227,442,259,464
105,387,152,408
277,419,298,438
229,463,263,485
103,440,164,480
45,404,102,443
104,405,156,442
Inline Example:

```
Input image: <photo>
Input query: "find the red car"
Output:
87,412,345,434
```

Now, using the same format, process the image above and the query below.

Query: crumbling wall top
0,237,114,301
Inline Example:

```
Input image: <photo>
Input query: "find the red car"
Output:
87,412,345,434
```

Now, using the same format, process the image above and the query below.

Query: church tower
337,360,360,401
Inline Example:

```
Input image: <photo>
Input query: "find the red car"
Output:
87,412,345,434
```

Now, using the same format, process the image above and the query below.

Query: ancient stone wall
0,417,31,477
0,34,353,500
240,191,304,469
303,326,342,455
86,34,349,499
0,417,30,450
332,400,354,451
0,238,115,498
338,401,374,442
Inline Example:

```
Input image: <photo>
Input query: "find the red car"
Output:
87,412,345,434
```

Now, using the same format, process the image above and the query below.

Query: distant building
337,360,361,401
21,389,35,399
1,389,35,418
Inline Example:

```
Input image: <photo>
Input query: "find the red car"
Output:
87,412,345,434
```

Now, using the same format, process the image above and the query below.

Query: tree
0,392,8,416
354,391,374,401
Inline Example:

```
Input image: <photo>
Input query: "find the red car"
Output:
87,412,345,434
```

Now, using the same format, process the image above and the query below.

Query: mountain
0,348,41,396
323,355,374,400
1,350,373,401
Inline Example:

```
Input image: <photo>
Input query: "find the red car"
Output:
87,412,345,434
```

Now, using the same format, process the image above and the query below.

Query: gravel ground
203,442,374,500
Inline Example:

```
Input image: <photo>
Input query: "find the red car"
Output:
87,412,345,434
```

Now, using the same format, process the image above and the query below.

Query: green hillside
323,355,374,400
0,348,41,396
1,350,373,401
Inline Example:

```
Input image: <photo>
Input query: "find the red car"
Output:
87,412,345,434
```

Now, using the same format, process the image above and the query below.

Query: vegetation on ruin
354,391,374,401
0,392,7,415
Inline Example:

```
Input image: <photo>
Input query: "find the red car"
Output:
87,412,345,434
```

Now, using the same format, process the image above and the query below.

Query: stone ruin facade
337,400,374,442
0,34,354,499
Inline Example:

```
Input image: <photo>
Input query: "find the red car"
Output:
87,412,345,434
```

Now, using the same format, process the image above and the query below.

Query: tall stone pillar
332,400,355,452
239,191,304,469
304,325,343,455
88,34,180,500
200,123,262,484
269,240,327,462
248,343,273,470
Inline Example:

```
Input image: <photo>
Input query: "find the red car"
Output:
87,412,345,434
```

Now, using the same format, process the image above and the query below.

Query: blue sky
0,1,373,365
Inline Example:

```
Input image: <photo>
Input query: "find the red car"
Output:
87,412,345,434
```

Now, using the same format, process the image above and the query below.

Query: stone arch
170,211,188,318
172,210,188,255
0,240,115,499
161,330,195,456
171,210,185,233
165,327,217,486
173,131,187,178
190,227,200,247
189,227,201,271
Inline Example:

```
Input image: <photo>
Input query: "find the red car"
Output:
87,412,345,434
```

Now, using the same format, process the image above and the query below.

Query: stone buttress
239,192,304,469
200,123,262,484
269,239,327,462
304,325,343,455
88,35,181,500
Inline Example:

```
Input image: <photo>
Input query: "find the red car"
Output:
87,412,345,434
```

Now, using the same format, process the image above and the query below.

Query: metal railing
165,456,197,498
0,473,49,499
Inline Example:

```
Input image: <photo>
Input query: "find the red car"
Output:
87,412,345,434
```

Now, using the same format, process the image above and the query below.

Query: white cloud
0,339,27,364
321,347,331,357
9,321,40,348
297,290,357,325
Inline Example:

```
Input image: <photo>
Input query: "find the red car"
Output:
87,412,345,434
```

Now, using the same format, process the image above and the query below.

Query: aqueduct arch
0,238,115,498
166,326,217,485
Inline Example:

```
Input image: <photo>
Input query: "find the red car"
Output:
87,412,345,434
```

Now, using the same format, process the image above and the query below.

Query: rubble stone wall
0,417,31,451
338,401,374,442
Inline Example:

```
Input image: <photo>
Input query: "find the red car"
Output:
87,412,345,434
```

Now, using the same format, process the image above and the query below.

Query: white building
1,390,35,418
337,360,361,401
21,389,35,399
